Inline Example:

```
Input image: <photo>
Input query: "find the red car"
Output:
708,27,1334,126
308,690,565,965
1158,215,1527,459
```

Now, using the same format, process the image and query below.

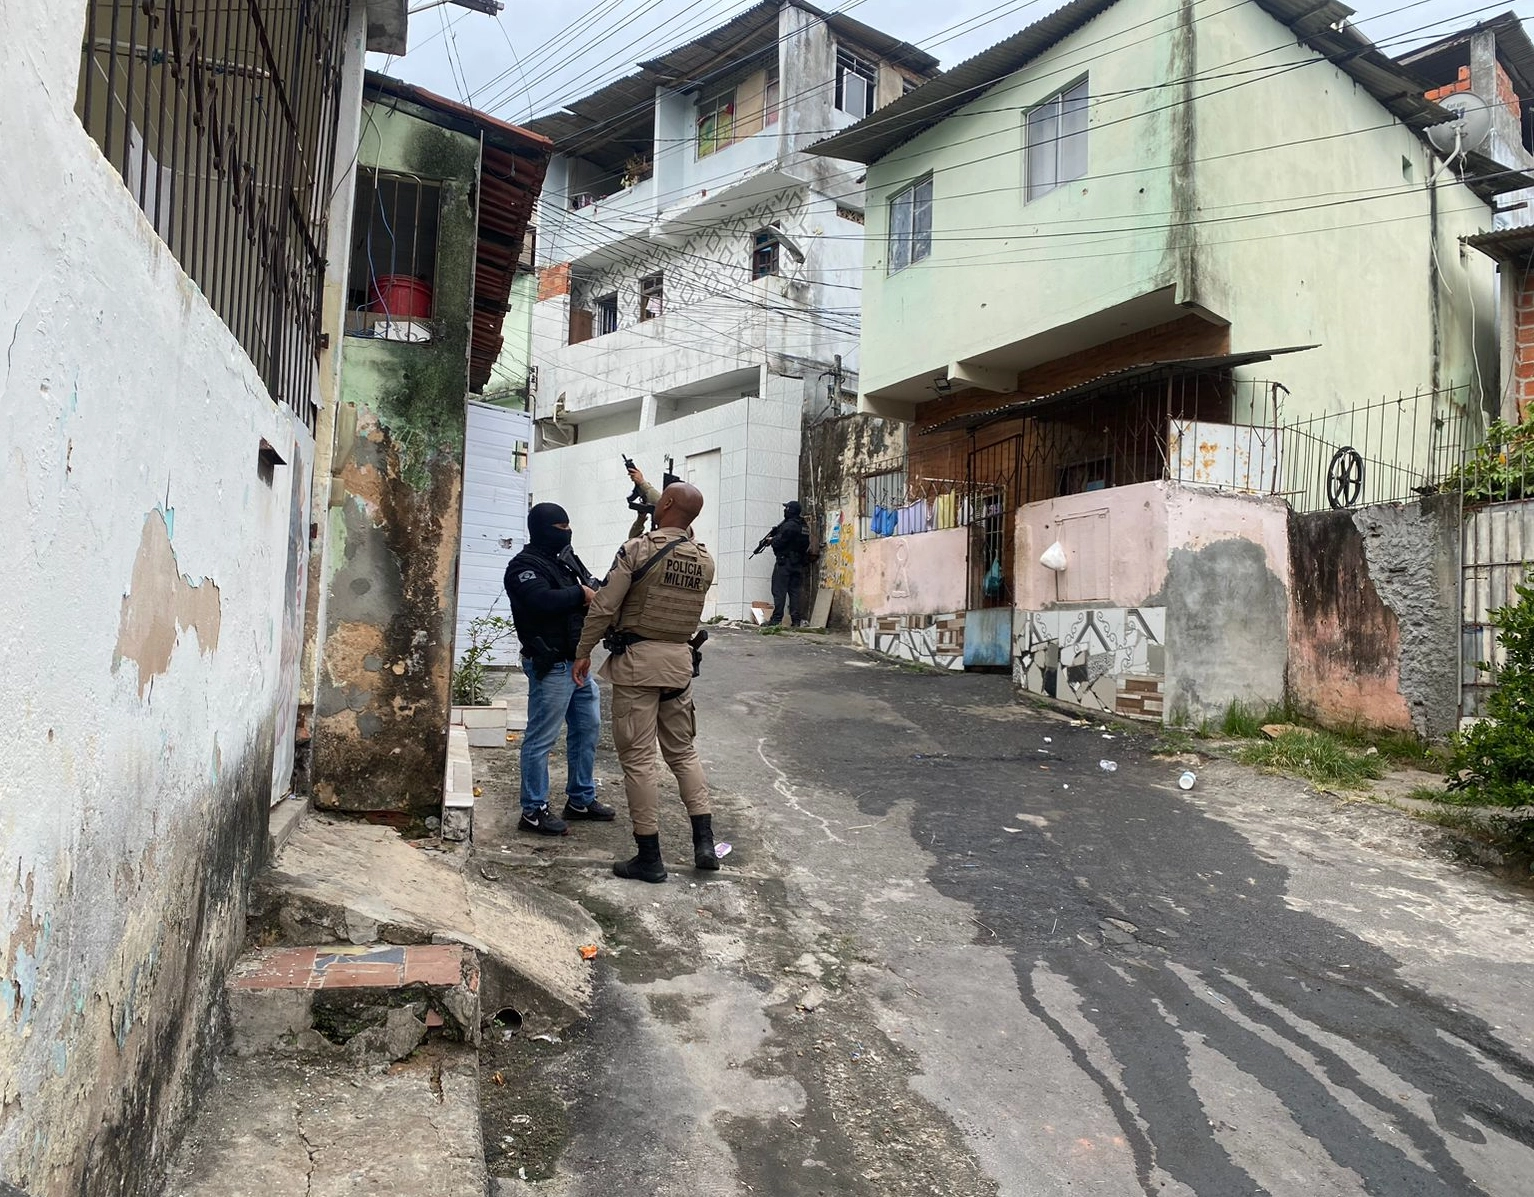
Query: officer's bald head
656,482,704,529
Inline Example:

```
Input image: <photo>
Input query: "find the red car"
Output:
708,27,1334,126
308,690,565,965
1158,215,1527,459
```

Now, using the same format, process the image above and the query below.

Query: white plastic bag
1039,541,1068,572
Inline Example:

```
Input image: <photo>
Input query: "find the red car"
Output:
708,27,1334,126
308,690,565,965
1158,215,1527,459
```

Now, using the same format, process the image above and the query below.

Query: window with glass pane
696,90,735,158
887,176,932,274
764,64,780,126
751,232,780,279
836,48,877,118
1026,78,1088,202
596,293,618,336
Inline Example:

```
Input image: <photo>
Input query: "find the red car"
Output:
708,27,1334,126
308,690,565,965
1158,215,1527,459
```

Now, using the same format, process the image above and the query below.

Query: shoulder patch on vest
517,570,537,583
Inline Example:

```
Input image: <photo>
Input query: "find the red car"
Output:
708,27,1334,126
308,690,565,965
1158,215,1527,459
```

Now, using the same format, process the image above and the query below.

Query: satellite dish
1426,91,1493,156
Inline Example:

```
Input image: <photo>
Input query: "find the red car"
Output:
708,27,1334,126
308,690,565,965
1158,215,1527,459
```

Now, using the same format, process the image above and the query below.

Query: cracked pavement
477,628,1534,1195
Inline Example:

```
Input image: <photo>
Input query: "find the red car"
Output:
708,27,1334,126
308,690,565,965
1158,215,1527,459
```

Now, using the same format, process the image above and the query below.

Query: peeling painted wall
314,99,481,812
1289,498,1459,740
0,1,363,1189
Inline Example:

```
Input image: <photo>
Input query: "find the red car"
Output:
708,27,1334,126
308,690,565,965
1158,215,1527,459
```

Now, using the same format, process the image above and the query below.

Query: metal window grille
76,0,352,432
835,48,877,118
347,170,442,342
751,232,780,280
596,293,619,336
639,272,664,322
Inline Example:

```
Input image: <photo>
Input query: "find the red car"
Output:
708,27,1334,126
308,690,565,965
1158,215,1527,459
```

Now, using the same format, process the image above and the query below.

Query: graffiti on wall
824,508,854,591
1015,606,1166,718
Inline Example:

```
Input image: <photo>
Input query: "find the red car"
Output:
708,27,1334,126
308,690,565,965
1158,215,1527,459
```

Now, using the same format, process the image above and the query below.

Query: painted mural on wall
854,612,964,671
1015,606,1167,719
823,507,853,592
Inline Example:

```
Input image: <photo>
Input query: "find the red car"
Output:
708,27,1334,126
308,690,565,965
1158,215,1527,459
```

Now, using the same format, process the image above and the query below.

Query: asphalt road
480,628,1534,1196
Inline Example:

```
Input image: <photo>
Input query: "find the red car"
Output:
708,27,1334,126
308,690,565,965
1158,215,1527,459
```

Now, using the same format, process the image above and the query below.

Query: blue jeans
520,658,600,815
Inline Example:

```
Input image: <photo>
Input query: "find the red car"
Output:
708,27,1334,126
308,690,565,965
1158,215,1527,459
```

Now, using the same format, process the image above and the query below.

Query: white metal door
457,402,531,665
685,449,722,621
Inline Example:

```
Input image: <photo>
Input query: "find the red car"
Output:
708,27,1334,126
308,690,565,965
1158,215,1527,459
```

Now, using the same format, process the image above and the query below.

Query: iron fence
1276,386,1474,515
77,1,352,431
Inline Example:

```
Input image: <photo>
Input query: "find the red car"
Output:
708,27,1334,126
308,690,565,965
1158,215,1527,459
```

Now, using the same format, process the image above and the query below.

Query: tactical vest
617,531,715,642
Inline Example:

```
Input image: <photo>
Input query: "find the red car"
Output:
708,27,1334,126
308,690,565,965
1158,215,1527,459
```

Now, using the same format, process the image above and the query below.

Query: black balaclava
783,500,802,520
528,502,572,553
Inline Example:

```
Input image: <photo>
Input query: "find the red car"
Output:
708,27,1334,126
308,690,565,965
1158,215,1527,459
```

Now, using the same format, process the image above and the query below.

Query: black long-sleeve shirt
504,547,589,661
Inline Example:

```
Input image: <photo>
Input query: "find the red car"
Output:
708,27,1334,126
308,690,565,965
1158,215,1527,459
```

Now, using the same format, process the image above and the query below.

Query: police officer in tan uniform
573,482,717,883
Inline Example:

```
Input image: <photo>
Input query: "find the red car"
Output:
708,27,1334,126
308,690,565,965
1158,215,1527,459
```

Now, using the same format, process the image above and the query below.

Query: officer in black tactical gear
503,503,617,835
758,500,812,627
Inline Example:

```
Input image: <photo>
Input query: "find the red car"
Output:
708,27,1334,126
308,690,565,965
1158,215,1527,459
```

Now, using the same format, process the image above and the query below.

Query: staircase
165,803,599,1195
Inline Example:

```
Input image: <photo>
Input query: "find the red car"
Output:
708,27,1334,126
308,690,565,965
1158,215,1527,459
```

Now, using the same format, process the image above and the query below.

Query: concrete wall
854,528,969,617
1013,483,1170,609
1288,498,1460,740
854,0,1497,416
1193,0,1498,414
528,394,800,619
0,0,364,1188
1162,488,1290,724
858,0,1186,404
314,98,481,813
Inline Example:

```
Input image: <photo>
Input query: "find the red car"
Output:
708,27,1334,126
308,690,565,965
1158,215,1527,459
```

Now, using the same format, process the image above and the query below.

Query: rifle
751,522,783,558
557,544,597,589
623,454,680,531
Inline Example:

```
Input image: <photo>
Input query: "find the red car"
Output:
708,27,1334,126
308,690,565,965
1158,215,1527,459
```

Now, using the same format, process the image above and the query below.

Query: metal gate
1461,497,1534,721
965,434,1024,611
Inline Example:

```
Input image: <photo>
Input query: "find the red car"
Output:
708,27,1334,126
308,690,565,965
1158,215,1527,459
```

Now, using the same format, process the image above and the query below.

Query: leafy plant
1442,419,1534,505
1238,729,1385,789
1447,577,1534,809
451,614,517,707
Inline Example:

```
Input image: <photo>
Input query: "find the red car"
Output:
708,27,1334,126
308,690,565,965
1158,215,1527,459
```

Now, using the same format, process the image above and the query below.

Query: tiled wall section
854,612,965,671
1015,607,1167,720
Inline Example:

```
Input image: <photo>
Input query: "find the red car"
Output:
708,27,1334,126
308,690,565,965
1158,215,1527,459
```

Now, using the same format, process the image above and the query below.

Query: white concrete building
524,0,938,617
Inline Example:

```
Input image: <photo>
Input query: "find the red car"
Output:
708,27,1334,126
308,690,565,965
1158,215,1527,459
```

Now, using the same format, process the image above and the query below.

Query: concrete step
227,943,480,1060
164,1043,485,1196
251,816,599,1033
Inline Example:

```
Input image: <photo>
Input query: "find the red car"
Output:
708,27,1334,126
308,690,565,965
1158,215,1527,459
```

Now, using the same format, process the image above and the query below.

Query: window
696,89,736,158
596,293,619,336
836,48,878,118
764,64,781,126
639,273,664,321
751,232,781,280
1025,78,1088,202
887,176,933,274
902,76,920,96
347,170,443,343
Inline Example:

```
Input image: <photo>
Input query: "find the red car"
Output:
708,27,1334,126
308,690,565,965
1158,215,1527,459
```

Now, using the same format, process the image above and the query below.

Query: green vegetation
1446,578,1534,811
1441,419,1534,505
1219,699,1292,739
450,614,517,706
1238,729,1386,790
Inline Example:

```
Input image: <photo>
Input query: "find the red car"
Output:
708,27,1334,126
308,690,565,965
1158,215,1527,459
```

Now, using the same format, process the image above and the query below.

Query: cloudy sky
372,0,1530,126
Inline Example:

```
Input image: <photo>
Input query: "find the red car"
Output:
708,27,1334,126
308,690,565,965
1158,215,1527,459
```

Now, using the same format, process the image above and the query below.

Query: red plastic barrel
370,275,433,319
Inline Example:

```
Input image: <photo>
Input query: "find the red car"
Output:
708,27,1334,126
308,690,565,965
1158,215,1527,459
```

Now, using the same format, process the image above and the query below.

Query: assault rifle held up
623,454,680,536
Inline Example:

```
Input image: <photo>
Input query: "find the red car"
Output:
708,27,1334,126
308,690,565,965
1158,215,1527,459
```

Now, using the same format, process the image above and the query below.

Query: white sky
372,0,1532,128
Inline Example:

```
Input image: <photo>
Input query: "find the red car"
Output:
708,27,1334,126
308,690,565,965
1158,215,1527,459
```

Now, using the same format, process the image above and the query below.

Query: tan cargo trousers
610,684,710,836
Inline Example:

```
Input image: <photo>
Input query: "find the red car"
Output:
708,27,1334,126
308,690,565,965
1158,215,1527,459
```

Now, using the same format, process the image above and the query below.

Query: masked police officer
504,503,617,836
573,482,716,883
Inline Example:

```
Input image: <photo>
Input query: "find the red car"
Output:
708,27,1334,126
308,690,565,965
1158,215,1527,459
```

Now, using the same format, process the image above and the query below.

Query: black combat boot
691,814,720,871
613,834,667,884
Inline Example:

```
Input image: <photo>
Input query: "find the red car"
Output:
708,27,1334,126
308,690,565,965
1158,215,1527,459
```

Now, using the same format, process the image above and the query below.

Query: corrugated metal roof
363,74,552,395
917,346,1317,436
525,0,939,161
806,0,1505,195
1464,225,1534,262
1396,10,1534,97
